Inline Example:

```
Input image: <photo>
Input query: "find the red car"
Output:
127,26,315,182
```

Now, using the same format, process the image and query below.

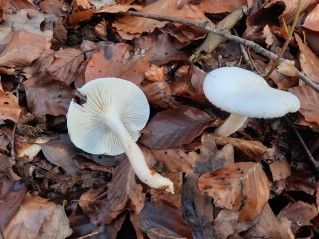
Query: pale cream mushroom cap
67,77,150,155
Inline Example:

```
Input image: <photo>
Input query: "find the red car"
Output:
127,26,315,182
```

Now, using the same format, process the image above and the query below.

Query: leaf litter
1,0,319,238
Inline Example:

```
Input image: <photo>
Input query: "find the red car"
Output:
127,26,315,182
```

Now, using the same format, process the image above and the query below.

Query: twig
122,10,319,93
284,117,319,170
265,0,301,79
233,29,254,71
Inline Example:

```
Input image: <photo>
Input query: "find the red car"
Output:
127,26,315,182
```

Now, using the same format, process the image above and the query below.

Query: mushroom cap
203,67,300,118
67,78,150,155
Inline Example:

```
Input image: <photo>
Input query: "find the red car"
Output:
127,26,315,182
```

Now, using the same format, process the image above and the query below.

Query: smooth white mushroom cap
203,67,300,118
67,78,150,155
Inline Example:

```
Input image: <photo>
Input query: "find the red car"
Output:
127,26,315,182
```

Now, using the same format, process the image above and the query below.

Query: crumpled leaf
278,201,318,233
41,135,80,174
138,201,193,239
140,105,216,149
289,85,319,127
3,194,72,239
0,89,21,123
79,154,144,225
66,0,94,26
198,162,270,222
199,0,246,14
295,34,319,84
0,30,51,67
97,4,142,13
23,72,74,116
0,9,53,42
47,48,84,85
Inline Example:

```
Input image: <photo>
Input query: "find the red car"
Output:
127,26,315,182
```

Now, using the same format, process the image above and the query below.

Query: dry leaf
277,60,298,77
3,194,72,239
199,0,246,14
289,85,319,126
198,162,270,222
97,4,142,13
295,34,319,84
140,105,215,149
0,89,21,123
303,3,319,31
0,30,51,67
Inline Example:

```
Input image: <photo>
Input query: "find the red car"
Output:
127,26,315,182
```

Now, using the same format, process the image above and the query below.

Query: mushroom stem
104,114,174,193
214,113,247,136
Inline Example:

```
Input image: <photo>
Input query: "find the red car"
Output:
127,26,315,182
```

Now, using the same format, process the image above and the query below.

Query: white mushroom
203,67,300,136
67,77,174,193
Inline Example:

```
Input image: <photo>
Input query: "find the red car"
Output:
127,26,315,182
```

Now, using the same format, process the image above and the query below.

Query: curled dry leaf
140,105,216,149
97,4,142,13
198,162,270,222
24,72,74,116
199,0,246,14
303,3,319,31
295,34,319,84
47,48,84,85
0,89,21,123
289,85,319,127
276,60,298,77
3,194,72,239
0,30,51,67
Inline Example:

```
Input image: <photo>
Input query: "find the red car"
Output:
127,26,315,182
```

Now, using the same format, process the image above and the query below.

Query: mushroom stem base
214,113,247,136
104,114,174,193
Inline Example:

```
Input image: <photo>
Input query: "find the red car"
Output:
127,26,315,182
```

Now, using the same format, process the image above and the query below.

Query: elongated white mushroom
203,67,300,136
67,78,174,193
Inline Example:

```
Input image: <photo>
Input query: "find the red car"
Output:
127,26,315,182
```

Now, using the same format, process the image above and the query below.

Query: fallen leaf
303,3,319,31
47,48,84,85
138,201,193,239
140,105,216,149
79,155,144,225
277,60,298,77
3,194,72,239
278,0,317,24
142,81,173,109
0,89,21,123
113,0,212,34
66,0,94,26
97,4,142,13
199,0,246,14
0,30,51,67
1,0,37,12
278,201,318,233
23,72,74,116
269,159,291,181
289,85,319,126
198,162,270,222
295,34,319,84
41,135,81,174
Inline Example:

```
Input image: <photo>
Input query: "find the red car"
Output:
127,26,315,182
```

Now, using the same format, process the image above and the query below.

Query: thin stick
122,10,319,93
284,117,319,170
233,29,254,71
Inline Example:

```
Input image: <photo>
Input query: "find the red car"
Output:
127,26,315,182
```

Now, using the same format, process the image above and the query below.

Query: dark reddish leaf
24,72,74,116
47,48,84,85
79,156,144,225
140,105,216,149
198,162,270,222
138,201,193,239
41,135,80,174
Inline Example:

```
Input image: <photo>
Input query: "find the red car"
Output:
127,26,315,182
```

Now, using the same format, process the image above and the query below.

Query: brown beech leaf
198,162,270,222
289,85,319,126
41,135,80,174
243,203,294,239
152,148,195,173
269,159,291,181
295,34,319,84
303,3,319,31
79,155,144,225
138,201,193,239
97,4,142,13
66,0,94,26
47,48,84,85
24,72,74,116
85,43,150,84
140,105,216,149
278,201,318,233
113,0,212,34
1,0,37,12
199,0,246,14
3,194,72,239
0,89,21,123
213,134,285,162
0,30,51,67
0,155,27,230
